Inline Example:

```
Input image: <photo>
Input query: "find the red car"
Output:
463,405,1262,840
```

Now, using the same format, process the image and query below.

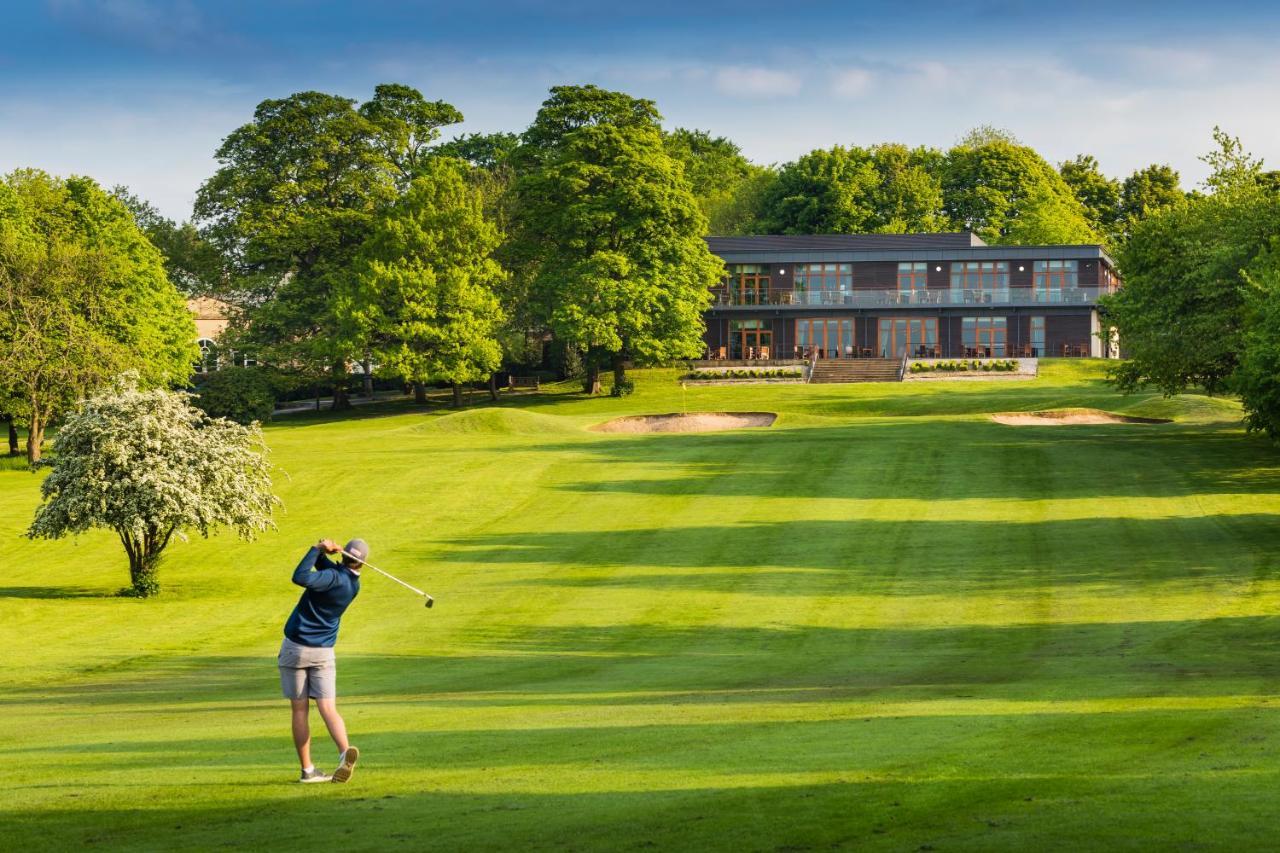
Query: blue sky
3,1,1279,221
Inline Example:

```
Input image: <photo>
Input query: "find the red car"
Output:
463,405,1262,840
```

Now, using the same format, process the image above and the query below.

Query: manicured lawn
5,360,1279,851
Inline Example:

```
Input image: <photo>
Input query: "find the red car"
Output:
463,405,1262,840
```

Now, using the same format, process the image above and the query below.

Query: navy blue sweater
283,547,361,648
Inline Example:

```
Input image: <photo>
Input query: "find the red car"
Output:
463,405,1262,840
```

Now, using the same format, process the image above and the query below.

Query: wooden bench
508,376,541,391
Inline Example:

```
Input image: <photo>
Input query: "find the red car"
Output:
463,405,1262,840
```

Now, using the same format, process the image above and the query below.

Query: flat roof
706,233,986,252
705,233,1115,268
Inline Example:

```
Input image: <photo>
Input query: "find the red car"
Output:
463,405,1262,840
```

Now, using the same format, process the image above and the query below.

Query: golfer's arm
292,547,341,591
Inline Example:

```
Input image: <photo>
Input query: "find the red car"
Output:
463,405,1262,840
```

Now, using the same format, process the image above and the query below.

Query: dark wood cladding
927,262,948,290
1010,263,1032,289
854,261,897,290
1045,314,1091,356
1077,259,1100,286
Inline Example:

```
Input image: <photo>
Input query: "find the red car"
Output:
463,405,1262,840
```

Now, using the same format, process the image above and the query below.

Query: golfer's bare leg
315,698,350,754
290,698,312,769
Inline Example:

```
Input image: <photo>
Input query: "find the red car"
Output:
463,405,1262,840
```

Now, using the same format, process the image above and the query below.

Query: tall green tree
1103,129,1279,395
340,157,506,407
1118,164,1184,225
1059,154,1121,236
1236,245,1280,438
510,85,721,394
943,136,1096,244
194,85,461,408
761,144,945,235
0,171,196,462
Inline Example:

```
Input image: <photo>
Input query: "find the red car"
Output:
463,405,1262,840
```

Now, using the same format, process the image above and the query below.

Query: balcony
710,287,1113,309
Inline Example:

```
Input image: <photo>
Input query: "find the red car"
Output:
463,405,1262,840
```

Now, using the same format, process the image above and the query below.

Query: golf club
341,549,434,608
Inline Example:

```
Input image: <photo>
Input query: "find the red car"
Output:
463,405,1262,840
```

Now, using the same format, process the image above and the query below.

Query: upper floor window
950,261,1008,293
794,263,851,293
1034,260,1078,299
897,262,928,292
725,263,770,305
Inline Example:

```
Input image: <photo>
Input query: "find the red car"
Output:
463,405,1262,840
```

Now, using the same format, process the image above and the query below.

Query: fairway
6,360,1280,851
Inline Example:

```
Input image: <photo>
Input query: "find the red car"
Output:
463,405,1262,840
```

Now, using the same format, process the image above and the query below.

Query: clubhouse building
702,233,1118,361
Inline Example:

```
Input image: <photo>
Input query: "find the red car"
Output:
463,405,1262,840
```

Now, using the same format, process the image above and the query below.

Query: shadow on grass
478,418,1280,502
0,585,110,599
12,614,1280,708
435,513,1280,592
7,707,1280,850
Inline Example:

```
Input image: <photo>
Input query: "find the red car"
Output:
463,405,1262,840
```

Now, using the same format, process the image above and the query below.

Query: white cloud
713,66,801,98
830,68,874,98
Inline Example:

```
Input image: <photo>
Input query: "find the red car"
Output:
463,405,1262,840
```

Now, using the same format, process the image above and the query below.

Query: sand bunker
991,408,1171,426
593,412,777,434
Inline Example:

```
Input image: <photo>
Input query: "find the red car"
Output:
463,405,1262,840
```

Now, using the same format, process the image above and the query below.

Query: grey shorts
277,637,337,700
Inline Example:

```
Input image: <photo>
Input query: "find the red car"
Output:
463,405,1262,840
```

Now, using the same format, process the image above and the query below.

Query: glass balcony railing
710,287,1113,308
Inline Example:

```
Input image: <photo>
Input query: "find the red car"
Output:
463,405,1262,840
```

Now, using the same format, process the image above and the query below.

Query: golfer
278,537,366,783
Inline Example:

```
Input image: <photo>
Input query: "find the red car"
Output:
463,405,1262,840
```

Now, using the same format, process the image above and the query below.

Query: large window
796,318,853,359
897,262,928,293
962,317,1007,356
1030,316,1045,357
1034,260,1078,302
950,261,1008,303
729,319,772,359
878,318,938,358
725,264,770,305
794,263,851,304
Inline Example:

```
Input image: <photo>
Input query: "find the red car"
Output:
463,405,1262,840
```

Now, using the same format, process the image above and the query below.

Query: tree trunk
26,416,44,465
128,554,161,598
451,382,463,408
613,355,626,389
583,363,602,395
362,357,374,398
488,374,498,402
5,417,17,456
413,382,428,404
331,361,351,411
120,528,173,597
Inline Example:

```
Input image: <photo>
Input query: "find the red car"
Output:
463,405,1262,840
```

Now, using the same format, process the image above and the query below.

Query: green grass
5,360,1280,851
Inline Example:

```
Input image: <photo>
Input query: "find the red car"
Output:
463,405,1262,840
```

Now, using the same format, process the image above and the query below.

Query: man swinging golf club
278,537,366,783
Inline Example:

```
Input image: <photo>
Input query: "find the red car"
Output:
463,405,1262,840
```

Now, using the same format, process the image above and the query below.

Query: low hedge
910,359,1020,374
685,368,804,381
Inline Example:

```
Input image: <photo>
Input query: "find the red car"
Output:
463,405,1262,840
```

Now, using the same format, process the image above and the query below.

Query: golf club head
425,596,434,608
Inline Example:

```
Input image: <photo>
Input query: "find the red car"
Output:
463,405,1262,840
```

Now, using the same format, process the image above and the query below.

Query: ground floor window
796,318,853,358
1030,316,1045,357
961,317,1007,356
878,317,938,358
729,319,772,359
195,338,218,373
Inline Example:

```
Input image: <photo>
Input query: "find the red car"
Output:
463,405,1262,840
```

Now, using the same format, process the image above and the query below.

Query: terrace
709,286,1114,309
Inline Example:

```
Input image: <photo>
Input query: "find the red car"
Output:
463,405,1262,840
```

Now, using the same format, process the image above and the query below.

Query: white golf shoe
331,746,359,783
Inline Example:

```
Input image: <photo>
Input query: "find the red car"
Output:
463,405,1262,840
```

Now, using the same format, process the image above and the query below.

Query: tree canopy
0,170,196,462
341,156,506,406
193,85,462,407
28,373,278,597
1103,130,1280,396
943,138,1098,244
511,86,721,393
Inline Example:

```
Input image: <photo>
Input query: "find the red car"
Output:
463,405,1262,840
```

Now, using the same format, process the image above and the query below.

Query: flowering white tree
28,373,279,597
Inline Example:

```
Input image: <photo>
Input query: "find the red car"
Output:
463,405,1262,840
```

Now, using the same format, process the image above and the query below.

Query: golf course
6,359,1280,851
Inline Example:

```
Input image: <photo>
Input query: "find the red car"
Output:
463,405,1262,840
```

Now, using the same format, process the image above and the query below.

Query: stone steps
809,358,902,384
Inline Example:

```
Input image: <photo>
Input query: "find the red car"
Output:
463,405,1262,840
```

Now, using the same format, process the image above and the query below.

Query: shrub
192,367,277,425
610,377,635,397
